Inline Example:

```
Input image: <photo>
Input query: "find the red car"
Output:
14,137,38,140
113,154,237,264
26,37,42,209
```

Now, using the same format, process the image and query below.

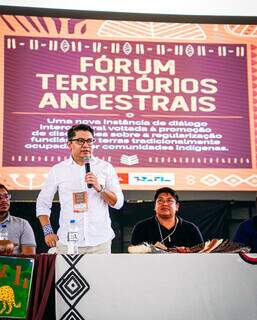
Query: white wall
1,0,257,16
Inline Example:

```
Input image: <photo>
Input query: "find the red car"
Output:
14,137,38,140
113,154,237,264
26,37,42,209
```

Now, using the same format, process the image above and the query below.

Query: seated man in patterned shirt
0,183,36,255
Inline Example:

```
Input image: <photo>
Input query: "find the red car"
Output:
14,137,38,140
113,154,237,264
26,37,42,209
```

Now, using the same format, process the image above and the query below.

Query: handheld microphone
84,156,92,188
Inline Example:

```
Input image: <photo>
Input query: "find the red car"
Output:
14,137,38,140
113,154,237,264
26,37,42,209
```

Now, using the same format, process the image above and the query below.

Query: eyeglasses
69,138,96,145
156,198,176,205
0,194,11,201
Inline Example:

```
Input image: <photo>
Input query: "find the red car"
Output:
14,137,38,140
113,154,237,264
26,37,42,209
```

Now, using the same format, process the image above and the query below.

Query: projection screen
0,9,256,191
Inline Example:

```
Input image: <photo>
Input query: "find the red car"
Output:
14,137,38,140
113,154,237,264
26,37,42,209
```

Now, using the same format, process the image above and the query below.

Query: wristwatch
98,185,105,193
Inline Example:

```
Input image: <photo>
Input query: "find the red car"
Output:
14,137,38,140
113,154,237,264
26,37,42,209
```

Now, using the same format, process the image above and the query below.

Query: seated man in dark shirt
131,187,203,249
233,198,257,253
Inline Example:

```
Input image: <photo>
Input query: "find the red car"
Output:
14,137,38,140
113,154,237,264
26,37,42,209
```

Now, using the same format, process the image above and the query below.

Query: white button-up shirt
36,156,124,246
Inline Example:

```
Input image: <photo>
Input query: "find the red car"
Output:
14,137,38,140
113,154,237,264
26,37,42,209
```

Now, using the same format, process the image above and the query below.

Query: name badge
72,191,88,213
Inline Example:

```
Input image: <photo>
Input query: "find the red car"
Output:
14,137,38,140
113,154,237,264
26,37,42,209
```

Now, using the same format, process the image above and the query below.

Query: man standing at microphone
36,124,124,254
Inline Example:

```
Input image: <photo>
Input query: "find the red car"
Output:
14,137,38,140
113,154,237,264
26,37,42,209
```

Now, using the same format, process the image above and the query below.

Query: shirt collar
0,212,11,224
68,155,96,165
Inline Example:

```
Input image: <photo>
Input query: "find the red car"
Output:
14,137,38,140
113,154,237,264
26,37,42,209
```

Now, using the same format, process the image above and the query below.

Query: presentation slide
0,13,256,190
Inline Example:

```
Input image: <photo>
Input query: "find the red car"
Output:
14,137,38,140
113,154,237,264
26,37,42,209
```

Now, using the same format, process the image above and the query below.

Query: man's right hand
45,233,58,247
0,240,14,255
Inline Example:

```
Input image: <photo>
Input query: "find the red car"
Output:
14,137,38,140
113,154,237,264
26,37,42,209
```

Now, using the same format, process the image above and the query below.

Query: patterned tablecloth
55,253,257,320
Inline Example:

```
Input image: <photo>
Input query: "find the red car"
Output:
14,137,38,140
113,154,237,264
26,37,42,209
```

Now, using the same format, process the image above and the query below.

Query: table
55,254,257,320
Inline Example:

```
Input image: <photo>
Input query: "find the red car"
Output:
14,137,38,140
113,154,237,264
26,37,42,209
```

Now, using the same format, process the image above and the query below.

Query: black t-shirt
131,216,203,248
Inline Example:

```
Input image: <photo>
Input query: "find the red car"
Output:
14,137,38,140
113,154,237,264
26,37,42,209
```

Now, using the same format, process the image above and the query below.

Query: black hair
0,184,8,193
154,187,179,203
67,124,94,140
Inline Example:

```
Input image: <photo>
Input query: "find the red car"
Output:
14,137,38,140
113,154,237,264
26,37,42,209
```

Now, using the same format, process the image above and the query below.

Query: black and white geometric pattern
61,254,84,267
59,308,85,320
56,255,90,320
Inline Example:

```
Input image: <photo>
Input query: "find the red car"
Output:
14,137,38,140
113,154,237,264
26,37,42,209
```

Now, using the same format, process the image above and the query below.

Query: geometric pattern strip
61,254,84,267
198,174,257,187
60,308,85,320
98,21,206,40
56,268,90,306
56,255,90,318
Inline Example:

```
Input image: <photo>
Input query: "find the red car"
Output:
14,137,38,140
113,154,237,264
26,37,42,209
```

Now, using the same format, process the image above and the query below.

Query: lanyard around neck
155,216,178,244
